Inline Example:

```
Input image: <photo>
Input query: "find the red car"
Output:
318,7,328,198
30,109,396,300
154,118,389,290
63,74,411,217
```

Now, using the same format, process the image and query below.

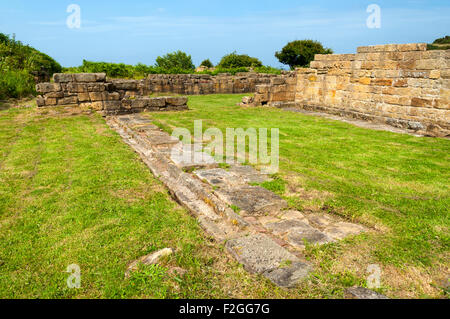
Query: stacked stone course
242,43,449,137
242,73,297,107
36,73,187,115
295,43,449,136
144,72,291,95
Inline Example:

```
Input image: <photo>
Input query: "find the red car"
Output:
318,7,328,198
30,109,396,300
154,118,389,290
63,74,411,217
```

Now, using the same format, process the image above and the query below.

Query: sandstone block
36,95,45,107
67,83,88,93
73,73,99,82
44,97,57,106
45,91,65,98
36,83,61,93
89,92,104,102
103,101,121,110
58,96,78,105
411,97,433,108
53,73,74,83
77,93,91,102
165,97,188,106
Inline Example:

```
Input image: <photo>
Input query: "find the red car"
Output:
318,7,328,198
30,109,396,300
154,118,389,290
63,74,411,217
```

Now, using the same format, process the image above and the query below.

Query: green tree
433,36,450,44
155,51,195,71
200,59,214,68
217,52,262,69
275,40,333,69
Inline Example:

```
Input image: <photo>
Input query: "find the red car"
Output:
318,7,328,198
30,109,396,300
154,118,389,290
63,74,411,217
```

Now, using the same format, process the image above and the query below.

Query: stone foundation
36,73,188,115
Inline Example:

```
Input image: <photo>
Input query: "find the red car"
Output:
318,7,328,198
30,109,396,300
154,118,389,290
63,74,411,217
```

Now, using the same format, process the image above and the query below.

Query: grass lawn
145,94,450,298
0,103,302,299
0,95,448,299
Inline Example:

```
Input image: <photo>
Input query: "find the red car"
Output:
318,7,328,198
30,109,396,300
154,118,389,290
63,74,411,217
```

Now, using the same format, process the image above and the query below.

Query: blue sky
1,0,449,68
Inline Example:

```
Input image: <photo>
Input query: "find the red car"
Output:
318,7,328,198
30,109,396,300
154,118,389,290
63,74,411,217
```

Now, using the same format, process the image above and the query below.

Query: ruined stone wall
295,43,449,136
242,73,297,107
36,73,187,115
145,72,290,95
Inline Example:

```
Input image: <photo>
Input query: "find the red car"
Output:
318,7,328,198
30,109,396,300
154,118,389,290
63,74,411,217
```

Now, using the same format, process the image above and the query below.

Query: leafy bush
0,33,61,99
428,36,450,50
217,52,263,68
275,40,333,69
200,59,214,68
0,70,36,100
155,51,195,71
433,36,450,44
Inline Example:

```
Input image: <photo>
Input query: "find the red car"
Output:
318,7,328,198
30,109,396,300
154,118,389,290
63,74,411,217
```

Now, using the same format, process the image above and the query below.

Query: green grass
0,106,306,299
145,94,450,298
1,96,448,299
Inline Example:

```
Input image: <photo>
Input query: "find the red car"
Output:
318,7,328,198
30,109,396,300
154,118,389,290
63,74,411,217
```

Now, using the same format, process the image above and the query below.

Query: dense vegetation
199,59,214,68
275,40,333,69
65,50,282,78
217,52,263,68
155,50,195,71
427,35,450,50
0,33,62,100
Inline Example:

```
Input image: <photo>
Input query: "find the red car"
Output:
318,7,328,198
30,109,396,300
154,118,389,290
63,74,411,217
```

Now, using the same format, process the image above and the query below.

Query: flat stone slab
170,146,218,170
226,234,298,274
264,262,311,288
228,164,272,184
146,131,180,146
345,287,389,299
287,228,333,249
265,220,311,236
195,168,245,188
324,222,366,240
215,186,288,216
226,234,310,287
306,214,336,229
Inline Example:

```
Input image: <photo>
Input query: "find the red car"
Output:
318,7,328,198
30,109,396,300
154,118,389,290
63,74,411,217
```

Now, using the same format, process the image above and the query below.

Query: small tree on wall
275,40,333,69
155,51,195,71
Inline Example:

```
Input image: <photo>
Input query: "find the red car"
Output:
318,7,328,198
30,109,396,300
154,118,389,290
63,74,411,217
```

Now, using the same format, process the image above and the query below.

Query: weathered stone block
89,92,104,102
36,95,45,107
103,101,121,110
45,91,65,98
73,73,101,82
58,96,78,105
67,83,88,93
77,93,90,102
53,73,74,83
44,97,57,106
165,97,188,106
36,83,61,93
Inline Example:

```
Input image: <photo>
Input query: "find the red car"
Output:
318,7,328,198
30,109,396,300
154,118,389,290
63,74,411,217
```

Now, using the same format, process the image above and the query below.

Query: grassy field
0,103,302,299
0,95,448,299
145,94,450,298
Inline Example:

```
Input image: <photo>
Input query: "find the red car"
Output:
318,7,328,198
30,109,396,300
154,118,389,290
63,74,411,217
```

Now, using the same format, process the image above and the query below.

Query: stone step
226,234,311,288
214,186,288,216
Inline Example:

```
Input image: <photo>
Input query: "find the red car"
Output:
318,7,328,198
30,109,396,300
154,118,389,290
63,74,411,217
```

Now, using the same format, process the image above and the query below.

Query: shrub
200,59,214,68
155,51,195,71
433,36,450,44
0,33,61,99
217,52,263,69
275,40,333,69
0,69,35,100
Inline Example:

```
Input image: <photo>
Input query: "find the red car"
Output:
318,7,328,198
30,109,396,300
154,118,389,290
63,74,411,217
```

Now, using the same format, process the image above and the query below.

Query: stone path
107,113,367,288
